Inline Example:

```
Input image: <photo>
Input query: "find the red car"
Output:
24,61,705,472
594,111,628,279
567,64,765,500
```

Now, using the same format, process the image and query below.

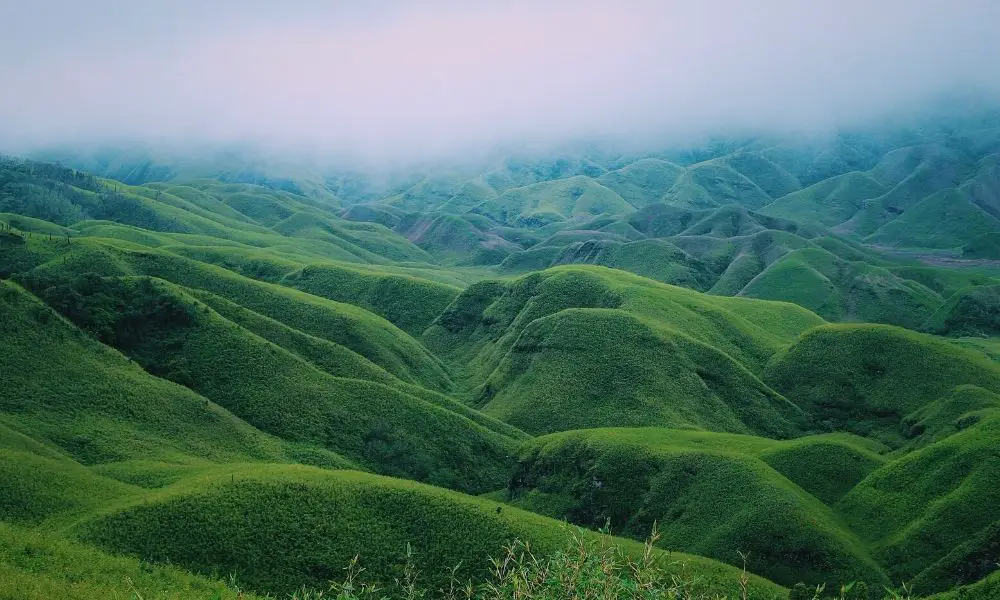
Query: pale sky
1,0,999,160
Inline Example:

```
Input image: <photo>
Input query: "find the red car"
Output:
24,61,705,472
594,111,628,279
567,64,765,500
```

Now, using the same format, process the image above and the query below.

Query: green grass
866,189,1000,250
923,284,1000,337
281,262,461,335
0,522,258,600
393,213,519,265
508,428,887,589
0,279,305,466
24,239,453,390
663,163,772,210
963,232,1000,259
472,176,634,227
19,274,515,493
764,323,1000,447
740,247,943,329
75,466,786,599
5,139,1000,598
757,171,886,228
596,158,686,209
837,413,1000,594
718,151,802,199
425,265,822,436
549,238,715,291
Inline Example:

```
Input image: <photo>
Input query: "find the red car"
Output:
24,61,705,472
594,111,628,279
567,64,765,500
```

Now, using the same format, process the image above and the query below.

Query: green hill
596,158,686,208
280,262,461,335
0,279,321,467
717,151,802,199
471,176,633,227
739,247,943,329
76,466,785,599
0,522,258,600
757,171,887,227
837,413,1000,595
963,232,1000,258
508,428,887,589
424,266,821,436
19,274,513,492
662,162,773,209
764,323,1000,447
923,284,1000,337
866,189,1000,250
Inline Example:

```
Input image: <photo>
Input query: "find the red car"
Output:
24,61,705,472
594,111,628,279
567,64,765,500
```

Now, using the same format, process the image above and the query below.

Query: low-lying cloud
2,0,999,162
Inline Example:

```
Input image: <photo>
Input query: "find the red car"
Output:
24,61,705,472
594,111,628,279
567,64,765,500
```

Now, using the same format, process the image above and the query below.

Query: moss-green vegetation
75,466,784,599
425,266,821,436
281,262,461,334
923,284,1000,337
764,324,1000,447
508,428,887,589
5,127,1000,597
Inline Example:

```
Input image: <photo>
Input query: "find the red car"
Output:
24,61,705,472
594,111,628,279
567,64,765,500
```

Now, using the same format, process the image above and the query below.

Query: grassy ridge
281,262,461,335
19,238,453,390
20,274,515,493
77,466,786,599
838,414,1000,594
0,523,255,600
508,428,887,589
764,323,1000,447
426,266,821,436
0,280,308,466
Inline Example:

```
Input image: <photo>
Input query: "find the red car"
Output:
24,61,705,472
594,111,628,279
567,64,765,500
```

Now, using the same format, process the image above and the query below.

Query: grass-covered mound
77,466,786,599
757,171,887,228
472,176,633,227
923,284,1000,337
21,274,516,493
717,151,802,199
740,247,943,329
963,232,1000,259
0,442,138,526
280,262,461,335
507,428,887,589
548,238,715,291
0,523,257,600
764,324,1000,447
662,162,772,209
424,266,822,436
393,213,519,265
595,158,686,208
23,239,453,390
0,280,306,466
837,414,1000,595
866,189,1000,250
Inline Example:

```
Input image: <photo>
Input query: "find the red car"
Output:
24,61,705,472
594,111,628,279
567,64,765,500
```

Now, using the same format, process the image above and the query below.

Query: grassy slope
757,171,887,227
0,523,258,600
867,189,1000,250
424,266,822,436
472,176,634,226
22,238,452,390
595,158,686,209
662,162,772,210
764,323,1000,447
0,280,313,467
76,466,786,599
508,428,887,589
740,247,943,329
923,284,1000,337
22,274,515,493
280,262,462,335
837,413,1000,594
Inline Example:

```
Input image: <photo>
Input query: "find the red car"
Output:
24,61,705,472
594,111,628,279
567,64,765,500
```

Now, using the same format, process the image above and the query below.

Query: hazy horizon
3,0,1000,163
